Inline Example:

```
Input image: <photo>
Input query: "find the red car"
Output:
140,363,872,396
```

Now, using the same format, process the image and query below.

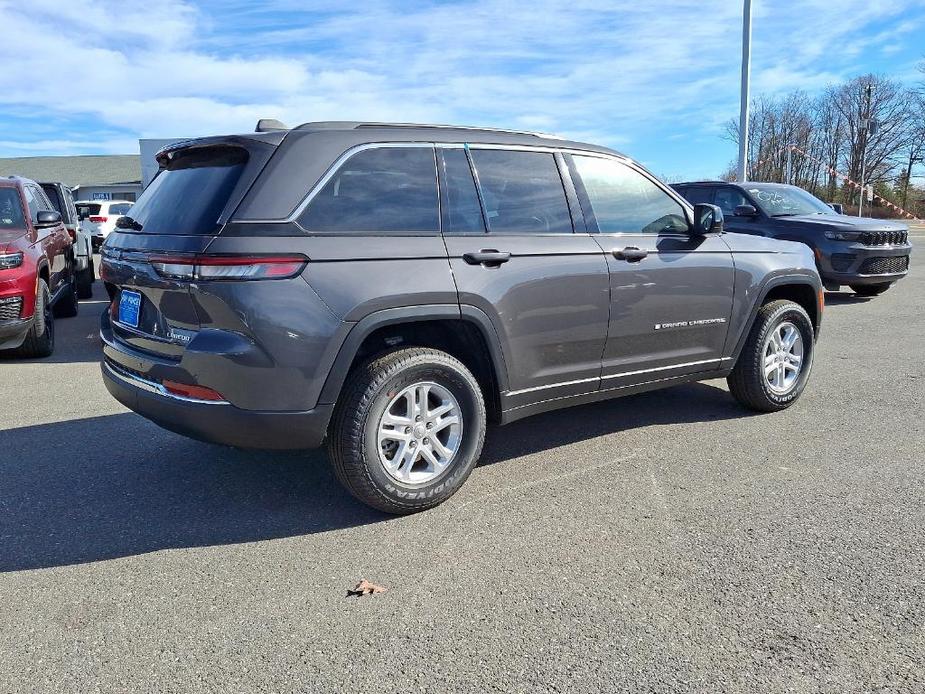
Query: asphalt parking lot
2,233,923,693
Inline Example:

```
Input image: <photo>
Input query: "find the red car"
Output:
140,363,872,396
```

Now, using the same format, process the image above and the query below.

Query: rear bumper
102,359,332,449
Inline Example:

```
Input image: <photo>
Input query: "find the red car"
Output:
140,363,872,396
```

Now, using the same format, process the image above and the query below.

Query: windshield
126,146,248,234
746,184,834,217
0,188,25,229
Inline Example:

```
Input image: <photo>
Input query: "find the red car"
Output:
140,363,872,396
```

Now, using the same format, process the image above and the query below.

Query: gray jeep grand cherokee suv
100,121,823,513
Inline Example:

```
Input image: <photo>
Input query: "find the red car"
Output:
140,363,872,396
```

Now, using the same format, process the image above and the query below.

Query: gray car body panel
99,123,822,449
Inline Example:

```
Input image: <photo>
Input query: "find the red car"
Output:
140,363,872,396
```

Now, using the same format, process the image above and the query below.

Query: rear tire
727,300,814,412
328,347,486,514
9,279,54,358
850,282,891,297
77,257,94,299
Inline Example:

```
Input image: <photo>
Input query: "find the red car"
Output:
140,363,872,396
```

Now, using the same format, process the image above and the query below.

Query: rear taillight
90,216,108,223
67,228,77,241
149,254,308,281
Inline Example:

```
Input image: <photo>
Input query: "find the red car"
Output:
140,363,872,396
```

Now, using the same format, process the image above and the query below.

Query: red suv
0,176,78,357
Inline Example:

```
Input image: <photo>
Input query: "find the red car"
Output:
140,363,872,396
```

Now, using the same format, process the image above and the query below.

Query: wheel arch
36,259,50,283
318,305,510,422
730,276,822,364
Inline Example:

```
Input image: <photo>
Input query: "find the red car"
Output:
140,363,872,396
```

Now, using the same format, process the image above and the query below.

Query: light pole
736,0,753,182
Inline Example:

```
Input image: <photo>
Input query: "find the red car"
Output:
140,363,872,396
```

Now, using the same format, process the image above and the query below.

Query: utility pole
736,0,753,183
858,82,872,217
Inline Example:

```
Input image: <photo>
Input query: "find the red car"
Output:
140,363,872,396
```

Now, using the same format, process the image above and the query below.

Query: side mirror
692,203,723,236
35,210,62,227
828,203,843,214
733,204,758,217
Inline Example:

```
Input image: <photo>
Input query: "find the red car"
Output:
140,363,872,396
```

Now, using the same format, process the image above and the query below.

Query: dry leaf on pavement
347,579,387,597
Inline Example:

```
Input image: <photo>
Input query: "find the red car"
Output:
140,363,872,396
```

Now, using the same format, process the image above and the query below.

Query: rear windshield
126,146,248,234
0,188,26,229
78,203,101,216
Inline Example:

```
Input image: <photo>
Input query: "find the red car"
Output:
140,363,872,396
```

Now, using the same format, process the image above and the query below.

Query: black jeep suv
672,181,911,296
100,122,823,513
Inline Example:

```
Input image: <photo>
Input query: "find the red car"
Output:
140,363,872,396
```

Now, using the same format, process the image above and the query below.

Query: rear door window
570,155,688,234
299,146,439,233
439,148,485,233
468,149,572,234
126,146,248,234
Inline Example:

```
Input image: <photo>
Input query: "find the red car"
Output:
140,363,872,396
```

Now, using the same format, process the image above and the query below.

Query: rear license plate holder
118,289,142,328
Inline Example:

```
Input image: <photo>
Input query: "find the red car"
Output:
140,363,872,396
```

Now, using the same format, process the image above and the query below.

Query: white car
76,199,133,249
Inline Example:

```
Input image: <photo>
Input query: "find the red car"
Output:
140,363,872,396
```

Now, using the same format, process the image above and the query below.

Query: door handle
463,250,511,267
612,247,648,262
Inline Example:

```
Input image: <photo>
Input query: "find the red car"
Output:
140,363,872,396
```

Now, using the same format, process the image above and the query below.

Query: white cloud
0,0,923,178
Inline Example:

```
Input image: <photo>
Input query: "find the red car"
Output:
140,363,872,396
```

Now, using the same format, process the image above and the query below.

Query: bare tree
722,73,920,213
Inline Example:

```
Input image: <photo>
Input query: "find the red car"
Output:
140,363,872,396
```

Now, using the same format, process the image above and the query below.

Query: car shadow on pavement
823,291,872,305
479,381,751,466
0,413,386,572
0,299,108,364
1,381,750,572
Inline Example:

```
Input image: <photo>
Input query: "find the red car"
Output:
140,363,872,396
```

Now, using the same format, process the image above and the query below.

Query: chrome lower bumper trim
103,360,229,405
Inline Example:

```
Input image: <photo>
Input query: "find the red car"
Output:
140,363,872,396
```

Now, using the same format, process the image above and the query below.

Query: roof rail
292,121,564,139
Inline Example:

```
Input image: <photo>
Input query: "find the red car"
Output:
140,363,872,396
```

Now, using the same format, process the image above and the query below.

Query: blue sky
1,0,923,179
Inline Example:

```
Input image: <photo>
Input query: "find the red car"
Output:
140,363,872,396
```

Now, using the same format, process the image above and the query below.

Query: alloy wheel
763,321,803,394
376,381,463,485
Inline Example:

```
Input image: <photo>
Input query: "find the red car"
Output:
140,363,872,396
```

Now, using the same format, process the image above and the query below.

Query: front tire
850,282,891,297
9,279,55,358
727,300,814,412
328,347,486,514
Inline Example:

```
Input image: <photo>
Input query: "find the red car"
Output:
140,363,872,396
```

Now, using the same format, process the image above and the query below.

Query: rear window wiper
116,215,143,231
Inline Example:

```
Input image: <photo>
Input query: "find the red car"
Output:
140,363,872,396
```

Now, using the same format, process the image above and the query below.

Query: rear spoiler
255,119,288,133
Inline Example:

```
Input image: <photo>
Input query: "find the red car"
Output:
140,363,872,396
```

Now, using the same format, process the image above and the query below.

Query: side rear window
439,148,485,233
469,149,572,234
78,204,101,217
571,155,688,234
126,146,248,235
299,146,438,233
108,203,132,216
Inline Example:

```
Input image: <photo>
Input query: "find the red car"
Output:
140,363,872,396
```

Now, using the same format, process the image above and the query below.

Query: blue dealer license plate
118,289,141,328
